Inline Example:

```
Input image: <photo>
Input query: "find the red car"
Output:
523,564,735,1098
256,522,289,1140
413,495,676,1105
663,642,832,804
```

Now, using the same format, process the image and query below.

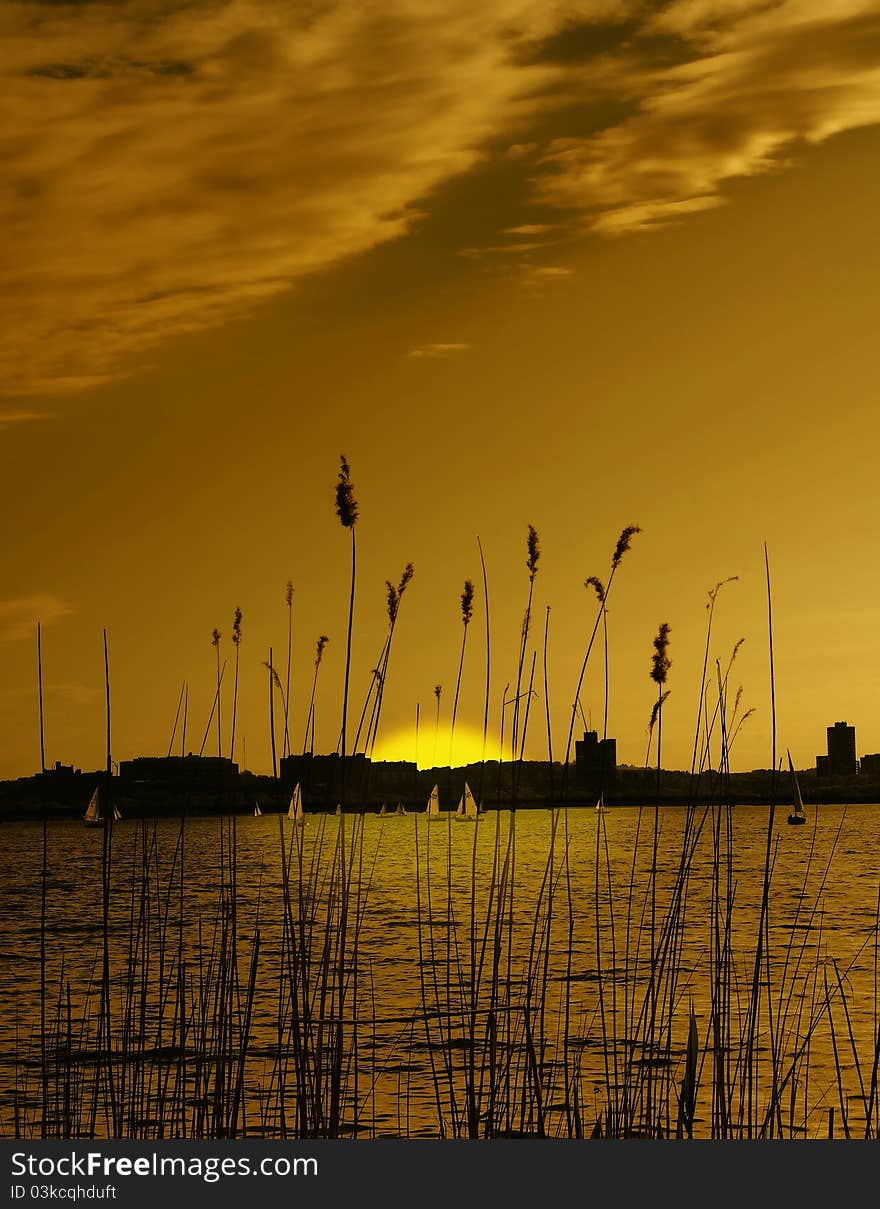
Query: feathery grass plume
399,562,415,595
648,690,671,737
286,581,294,609
526,524,540,581
211,628,222,760
230,608,243,763
707,575,739,608
335,454,358,528
316,635,329,665
460,580,475,627
263,661,285,694
612,525,641,569
650,623,672,686
386,582,400,627
585,576,605,604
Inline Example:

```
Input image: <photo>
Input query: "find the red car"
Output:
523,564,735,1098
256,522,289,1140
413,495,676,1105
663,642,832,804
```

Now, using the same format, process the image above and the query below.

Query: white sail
288,782,304,824
595,793,605,812
335,804,342,816
455,781,479,821
396,801,407,816
379,802,388,816
83,787,101,824
426,784,441,819
113,803,123,821
254,802,262,817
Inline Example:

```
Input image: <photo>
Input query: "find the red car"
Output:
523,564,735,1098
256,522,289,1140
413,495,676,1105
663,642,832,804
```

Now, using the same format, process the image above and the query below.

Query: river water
1,803,878,1139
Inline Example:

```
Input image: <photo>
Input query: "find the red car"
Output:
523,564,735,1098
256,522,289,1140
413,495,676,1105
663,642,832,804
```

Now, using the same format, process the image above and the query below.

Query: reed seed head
612,524,641,569
315,634,329,666
434,684,442,701
335,454,359,528
398,562,415,596
650,622,671,686
232,607,242,647
263,661,284,692
707,574,739,606
648,689,670,733
285,580,294,608
460,579,475,627
526,525,541,580
385,581,400,626
211,627,221,649
585,575,606,604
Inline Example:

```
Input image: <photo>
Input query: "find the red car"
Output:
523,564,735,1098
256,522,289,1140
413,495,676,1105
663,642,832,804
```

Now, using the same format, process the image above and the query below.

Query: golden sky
2,0,880,781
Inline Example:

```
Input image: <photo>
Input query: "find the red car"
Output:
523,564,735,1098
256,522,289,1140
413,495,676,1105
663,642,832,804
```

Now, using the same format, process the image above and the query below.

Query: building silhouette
816,721,857,778
859,753,880,779
574,730,617,787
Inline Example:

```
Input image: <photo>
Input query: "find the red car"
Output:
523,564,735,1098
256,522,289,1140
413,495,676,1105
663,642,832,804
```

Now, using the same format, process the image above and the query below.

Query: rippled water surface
2,803,879,1138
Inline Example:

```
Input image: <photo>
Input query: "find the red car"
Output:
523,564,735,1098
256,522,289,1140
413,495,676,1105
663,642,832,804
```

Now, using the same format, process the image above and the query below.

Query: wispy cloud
0,409,53,426
3,1,880,394
0,1,568,397
538,2,880,234
520,264,574,289
0,595,73,642
407,342,472,359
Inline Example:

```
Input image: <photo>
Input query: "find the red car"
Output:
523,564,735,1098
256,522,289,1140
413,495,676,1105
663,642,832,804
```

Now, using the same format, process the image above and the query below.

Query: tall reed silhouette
303,635,329,756
229,607,243,762
283,582,294,758
263,652,283,781
368,563,414,759
512,525,540,761
449,581,475,775
352,564,415,759
335,455,358,810
561,525,640,801
211,628,222,759
646,620,671,1131
433,684,442,767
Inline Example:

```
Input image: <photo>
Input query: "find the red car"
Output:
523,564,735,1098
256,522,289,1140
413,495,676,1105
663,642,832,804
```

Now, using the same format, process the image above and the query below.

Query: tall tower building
821,721,857,776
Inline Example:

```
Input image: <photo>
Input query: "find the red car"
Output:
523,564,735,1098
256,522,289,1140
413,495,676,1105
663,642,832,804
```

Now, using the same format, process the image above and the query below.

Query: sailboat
335,804,342,816
287,782,305,826
787,750,807,826
454,781,480,822
595,792,608,813
378,802,389,817
83,785,122,828
425,783,442,821
395,801,407,816
253,801,262,817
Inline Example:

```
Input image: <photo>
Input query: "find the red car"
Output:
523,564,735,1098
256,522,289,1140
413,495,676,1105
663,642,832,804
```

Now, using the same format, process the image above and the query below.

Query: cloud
0,0,575,397
0,594,73,642
0,409,53,426
520,264,574,288
537,2,880,233
3,1,880,394
407,342,471,359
